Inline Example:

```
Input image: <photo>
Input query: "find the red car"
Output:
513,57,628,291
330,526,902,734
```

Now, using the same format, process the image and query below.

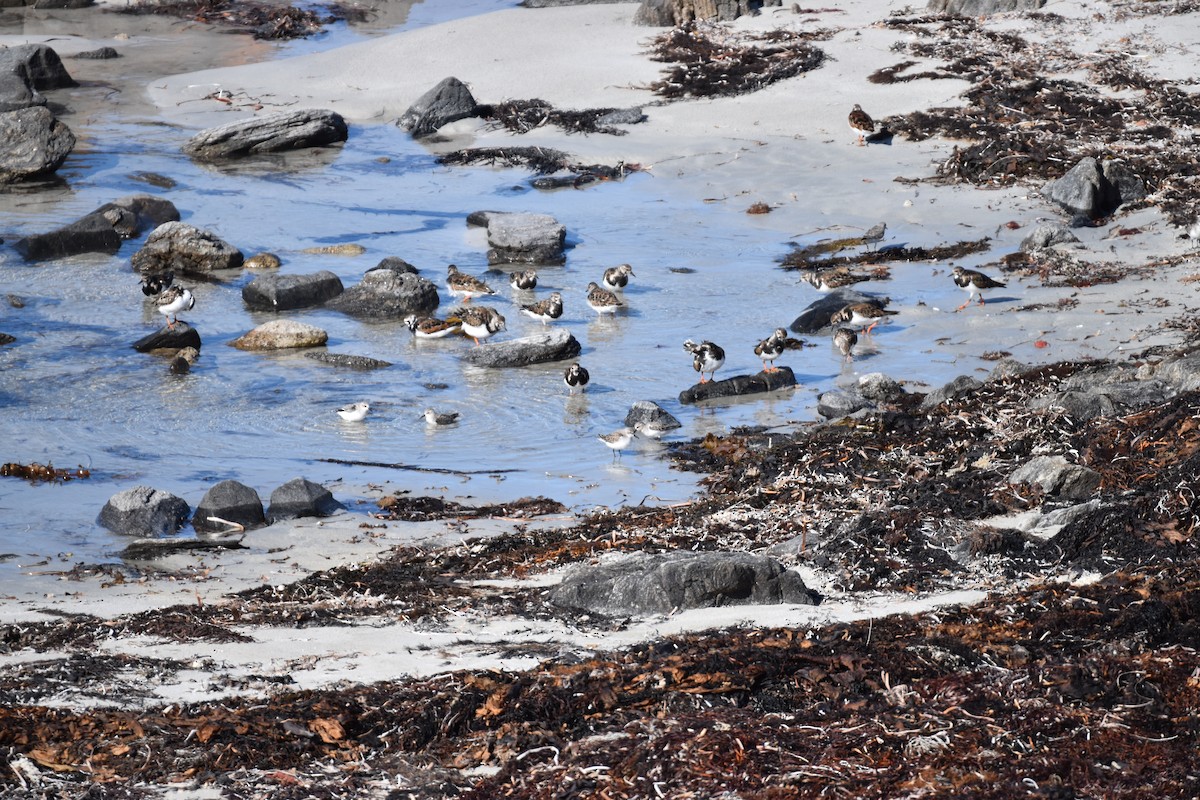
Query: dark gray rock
1152,350,1200,392
373,256,419,275
132,322,202,353
0,333,15,346
485,212,567,266
460,328,580,368
1030,390,1116,420
857,372,905,402
926,0,1044,11
548,551,816,616
921,374,983,410
305,351,393,370
1042,157,1142,220
325,267,440,319
33,0,93,8
168,346,200,374
193,479,267,534
14,212,119,261
634,0,782,25
98,486,190,537
0,44,76,91
70,47,120,60
789,288,877,335
816,389,870,419
97,194,181,237
268,478,344,521
596,107,646,126
1009,456,1101,501
624,400,682,432
0,71,44,112
0,106,75,182
242,271,344,311
183,108,348,160
131,221,244,276
680,366,796,404
397,76,480,138
1019,223,1079,252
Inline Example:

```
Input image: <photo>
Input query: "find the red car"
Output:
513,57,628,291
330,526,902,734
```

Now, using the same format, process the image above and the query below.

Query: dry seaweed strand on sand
115,0,361,39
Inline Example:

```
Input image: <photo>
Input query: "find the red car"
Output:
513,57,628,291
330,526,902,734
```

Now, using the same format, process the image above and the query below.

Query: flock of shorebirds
137,104,1009,461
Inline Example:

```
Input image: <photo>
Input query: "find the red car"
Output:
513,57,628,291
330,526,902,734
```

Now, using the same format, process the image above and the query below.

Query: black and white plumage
564,362,590,394
156,285,194,329
446,264,496,301
423,408,460,427
509,269,538,292
140,271,174,297
754,327,804,372
602,263,635,292
849,104,875,146
585,281,624,315
337,401,370,422
952,266,1006,310
453,306,506,344
404,314,462,339
598,426,637,460
521,292,563,325
800,267,871,293
833,327,858,362
683,339,725,384
830,302,897,335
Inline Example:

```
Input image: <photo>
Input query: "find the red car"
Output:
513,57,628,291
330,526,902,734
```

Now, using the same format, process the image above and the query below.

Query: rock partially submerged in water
482,212,567,266
789,288,878,334
229,320,327,350
325,267,439,319
460,328,580,368
268,478,344,521
0,106,75,183
132,221,244,276
132,322,202,353
397,76,480,138
679,366,796,404
183,108,349,160
304,352,393,370
193,479,267,534
624,400,682,433
15,194,179,261
242,270,344,311
98,486,190,537
549,551,817,616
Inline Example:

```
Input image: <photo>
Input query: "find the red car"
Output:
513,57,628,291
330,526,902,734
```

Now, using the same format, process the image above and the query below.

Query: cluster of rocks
98,477,344,540
0,45,76,184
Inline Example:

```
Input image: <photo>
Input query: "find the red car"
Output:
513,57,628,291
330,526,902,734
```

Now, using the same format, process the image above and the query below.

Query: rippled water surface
0,1,1015,573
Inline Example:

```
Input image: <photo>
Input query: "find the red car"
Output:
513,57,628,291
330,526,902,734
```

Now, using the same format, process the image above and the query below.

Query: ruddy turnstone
800,266,871,292
952,266,1007,311
521,292,564,325
336,401,370,422
754,327,804,372
509,269,538,291
564,362,590,394
833,327,858,361
423,408,460,426
598,425,638,460
683,339,725,383
861,222,886,251
849,104,875,146
586,281,624,315
404,314,462,339
446,264,496,301
455,306,506,344
830,302,897,335
140,271,174,297
156,285,194,329
602,263,635,292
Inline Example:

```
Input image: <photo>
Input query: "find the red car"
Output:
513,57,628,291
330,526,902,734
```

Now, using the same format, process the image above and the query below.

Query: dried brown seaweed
114,0,360,39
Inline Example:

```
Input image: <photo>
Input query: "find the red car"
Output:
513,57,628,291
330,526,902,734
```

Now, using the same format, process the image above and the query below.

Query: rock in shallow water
242,270,344,311
268,478,344,521
193,479,267,534
229,320,328,350
679,366,796,404
98,486,190,537
460,328,580,368
131,221,244,276
183,108,349,160
325,268,439,319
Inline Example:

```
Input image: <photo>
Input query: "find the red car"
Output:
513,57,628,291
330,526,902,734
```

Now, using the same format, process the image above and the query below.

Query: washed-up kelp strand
374,494,566,523
645,22,831,99
2,563,1198,796
115,0,359,39
780,237,990,270
1,461,90,483
484,99,640,136
435,147,646,188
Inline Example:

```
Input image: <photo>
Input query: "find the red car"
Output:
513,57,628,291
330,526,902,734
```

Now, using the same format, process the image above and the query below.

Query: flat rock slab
183,108,349,160
460,328,580,368
304,352,393,370
680,366,796,404
242,270,344,311
0,106,76,183
485,212,567,266
132,322,202,353
229,320,327,350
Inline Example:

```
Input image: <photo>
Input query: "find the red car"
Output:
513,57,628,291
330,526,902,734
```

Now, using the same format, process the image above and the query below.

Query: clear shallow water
0,1,1006,573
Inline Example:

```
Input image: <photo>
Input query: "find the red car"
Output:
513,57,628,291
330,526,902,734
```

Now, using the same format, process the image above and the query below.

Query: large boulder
325,267,439,319
789,287,877,335
182,108,349,160
242,271,344,311
14,194,179,261
1042,157,1145,221
192,479,267,533
268,478,344,521
0,43,76,91
0,106,75,183
634,0,782,25
131,221,244,276
0,71,44,112
98,486,190,537
229,320,328,350
680,366,796,404
484,212,567,266
926,0,1045,12
397,77,480,138
549,551,817,616
460,328,580,367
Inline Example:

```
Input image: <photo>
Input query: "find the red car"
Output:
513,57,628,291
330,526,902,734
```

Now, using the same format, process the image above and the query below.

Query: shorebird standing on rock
683,339,725,383
156,285,194,330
